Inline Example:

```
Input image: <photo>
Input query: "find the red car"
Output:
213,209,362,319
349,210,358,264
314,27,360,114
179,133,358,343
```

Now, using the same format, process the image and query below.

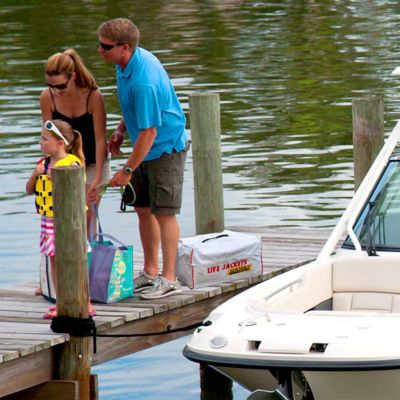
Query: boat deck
0,227,334,398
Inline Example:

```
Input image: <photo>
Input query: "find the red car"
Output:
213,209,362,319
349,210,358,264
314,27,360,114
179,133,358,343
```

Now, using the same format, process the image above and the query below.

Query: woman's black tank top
50,90,96,165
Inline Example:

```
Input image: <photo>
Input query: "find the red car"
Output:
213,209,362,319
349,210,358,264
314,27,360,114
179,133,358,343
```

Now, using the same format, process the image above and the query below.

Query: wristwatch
123,166,133,175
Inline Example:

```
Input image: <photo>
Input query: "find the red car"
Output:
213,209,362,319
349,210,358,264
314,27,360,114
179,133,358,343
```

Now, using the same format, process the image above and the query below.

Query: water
2,1,400,398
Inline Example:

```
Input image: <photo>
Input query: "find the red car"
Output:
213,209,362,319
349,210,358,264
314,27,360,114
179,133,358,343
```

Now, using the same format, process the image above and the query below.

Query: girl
40,48,111,234
26,119,96,319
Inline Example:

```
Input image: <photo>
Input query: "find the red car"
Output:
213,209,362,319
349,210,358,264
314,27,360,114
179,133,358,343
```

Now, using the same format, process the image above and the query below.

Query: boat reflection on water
183,121,400,400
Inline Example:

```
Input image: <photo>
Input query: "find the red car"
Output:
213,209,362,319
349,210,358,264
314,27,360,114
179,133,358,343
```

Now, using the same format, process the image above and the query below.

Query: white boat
183,121,400,400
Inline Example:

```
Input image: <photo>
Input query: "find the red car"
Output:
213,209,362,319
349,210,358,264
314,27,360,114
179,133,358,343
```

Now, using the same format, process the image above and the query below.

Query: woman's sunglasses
99,41,124,51
46,77,70,90
45,120,69,145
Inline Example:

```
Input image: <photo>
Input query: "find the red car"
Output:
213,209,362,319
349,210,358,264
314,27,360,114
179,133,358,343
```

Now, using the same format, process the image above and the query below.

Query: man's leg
155,213,180,282
136,206,160,277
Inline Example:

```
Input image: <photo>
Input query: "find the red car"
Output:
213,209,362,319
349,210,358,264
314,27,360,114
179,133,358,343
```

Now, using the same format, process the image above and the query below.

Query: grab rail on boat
239,278,303,326
263,277,303,303
263,277,303,322
317,120,400,262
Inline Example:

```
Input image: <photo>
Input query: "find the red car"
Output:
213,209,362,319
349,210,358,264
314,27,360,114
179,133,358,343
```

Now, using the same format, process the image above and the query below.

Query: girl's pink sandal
43,305,96,319
43,307,57,319
89,304,96,317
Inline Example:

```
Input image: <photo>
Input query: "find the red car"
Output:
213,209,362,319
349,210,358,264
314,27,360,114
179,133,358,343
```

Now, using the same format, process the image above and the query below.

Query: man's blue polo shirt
116,47,187,161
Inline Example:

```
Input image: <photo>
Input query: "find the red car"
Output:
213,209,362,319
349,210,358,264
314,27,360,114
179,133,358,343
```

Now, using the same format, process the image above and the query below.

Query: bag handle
89,204,130,248
89,203,105,243
91,232,130,248
202,234,229,243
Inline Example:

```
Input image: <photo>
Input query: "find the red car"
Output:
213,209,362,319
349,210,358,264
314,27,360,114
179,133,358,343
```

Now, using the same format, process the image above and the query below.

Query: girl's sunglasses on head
45,120,69,145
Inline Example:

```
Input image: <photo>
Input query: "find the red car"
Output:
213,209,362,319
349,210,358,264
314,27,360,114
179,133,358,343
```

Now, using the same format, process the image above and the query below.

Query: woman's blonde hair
45,49,97,90
49,119,85,165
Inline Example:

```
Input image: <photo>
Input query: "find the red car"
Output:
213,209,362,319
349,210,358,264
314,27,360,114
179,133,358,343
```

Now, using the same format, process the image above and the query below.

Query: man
97,18,188,299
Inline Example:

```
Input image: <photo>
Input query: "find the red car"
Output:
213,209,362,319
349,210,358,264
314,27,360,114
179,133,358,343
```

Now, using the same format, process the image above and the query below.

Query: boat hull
183,254,400,399
184,345,400,400
303,369,400,400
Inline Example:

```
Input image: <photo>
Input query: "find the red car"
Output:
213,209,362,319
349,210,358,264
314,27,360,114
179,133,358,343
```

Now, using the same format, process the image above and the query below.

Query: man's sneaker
140,276,182,299
134,271,158,293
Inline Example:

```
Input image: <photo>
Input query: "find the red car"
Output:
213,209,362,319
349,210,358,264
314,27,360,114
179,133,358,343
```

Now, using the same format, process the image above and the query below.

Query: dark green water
1,1,400,398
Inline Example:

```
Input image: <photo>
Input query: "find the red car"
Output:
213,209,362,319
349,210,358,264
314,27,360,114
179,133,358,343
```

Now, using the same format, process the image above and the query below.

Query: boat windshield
343,159,400,252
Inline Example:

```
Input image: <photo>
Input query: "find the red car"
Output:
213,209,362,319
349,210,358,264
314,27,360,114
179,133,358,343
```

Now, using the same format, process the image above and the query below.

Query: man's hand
110,168,132,187
108,131,124,156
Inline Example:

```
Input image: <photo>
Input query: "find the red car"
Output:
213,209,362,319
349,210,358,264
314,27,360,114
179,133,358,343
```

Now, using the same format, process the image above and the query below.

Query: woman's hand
87,181,99,203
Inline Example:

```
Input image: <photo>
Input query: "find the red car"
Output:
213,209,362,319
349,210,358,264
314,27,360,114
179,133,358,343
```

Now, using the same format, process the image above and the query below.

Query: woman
40,48,111,232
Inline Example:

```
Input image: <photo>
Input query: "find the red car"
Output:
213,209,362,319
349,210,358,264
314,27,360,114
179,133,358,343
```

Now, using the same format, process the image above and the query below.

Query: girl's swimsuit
34,154,81,256
34,154,81,217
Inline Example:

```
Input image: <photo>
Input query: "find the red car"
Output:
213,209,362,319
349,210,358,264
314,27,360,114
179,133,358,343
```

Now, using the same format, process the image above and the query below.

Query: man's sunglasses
46,77,70,90
99,41,123,51
45,120,69,145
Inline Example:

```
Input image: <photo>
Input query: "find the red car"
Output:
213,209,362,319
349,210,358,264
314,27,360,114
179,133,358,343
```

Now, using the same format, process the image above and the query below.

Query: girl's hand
36,164,45,175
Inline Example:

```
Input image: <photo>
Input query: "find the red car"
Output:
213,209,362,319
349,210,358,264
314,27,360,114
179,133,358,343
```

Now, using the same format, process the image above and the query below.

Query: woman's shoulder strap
48,88,57,112
86,89,94,111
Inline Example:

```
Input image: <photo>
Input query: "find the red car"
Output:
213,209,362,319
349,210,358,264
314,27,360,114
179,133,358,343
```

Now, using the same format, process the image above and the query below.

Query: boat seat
333,292,400,313
332,256,400,313
306,310,380,317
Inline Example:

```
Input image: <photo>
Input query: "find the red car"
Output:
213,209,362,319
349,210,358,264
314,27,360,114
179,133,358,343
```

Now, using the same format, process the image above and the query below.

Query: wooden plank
227,226,332,238
0,322,61,334
0,348,56,397
0,300,52,310
0,333,67,346
2,380,79,400
0,351,19,362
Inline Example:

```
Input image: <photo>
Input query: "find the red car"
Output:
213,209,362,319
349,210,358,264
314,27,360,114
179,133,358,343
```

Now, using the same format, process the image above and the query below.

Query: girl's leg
44,256,57,319
50,255,57,292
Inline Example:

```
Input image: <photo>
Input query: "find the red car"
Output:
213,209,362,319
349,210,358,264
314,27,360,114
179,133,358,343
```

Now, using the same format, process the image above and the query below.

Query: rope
51,316,97,353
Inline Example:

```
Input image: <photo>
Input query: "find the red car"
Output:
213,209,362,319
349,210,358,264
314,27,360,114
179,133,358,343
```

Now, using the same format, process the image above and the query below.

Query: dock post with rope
52,165,93,400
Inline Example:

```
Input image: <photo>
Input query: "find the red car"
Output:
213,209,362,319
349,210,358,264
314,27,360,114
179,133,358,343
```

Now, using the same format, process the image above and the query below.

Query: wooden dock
0,227,334,399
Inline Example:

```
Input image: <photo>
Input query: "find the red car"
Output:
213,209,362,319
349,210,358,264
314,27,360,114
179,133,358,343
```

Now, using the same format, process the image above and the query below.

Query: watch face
124,166,133,174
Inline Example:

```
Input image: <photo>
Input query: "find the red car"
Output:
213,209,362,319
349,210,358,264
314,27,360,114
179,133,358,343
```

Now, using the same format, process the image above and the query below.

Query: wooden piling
352,95,384,190
189,93,232,398
200,364,233,400
52,166,91,400
189,92,225,234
